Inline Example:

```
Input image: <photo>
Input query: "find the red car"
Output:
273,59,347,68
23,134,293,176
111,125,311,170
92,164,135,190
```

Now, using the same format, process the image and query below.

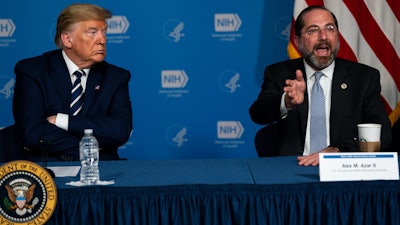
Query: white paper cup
357,123,381,142
357,123,381,152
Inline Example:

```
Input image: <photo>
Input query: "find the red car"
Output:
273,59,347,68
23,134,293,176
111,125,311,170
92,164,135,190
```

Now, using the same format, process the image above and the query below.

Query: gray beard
298,44,339,70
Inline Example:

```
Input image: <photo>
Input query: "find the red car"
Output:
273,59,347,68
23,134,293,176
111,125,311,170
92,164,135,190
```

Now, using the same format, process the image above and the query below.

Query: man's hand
283,69,306,109
47,115,57,125
297,146,340,166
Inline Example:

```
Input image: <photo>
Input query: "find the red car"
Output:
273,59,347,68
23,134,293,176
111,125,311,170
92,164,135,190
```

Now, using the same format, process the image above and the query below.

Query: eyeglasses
304,24,337,38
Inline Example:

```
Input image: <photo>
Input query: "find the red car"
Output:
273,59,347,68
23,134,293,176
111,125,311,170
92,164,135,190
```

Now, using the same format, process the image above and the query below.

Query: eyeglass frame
302,24,338,38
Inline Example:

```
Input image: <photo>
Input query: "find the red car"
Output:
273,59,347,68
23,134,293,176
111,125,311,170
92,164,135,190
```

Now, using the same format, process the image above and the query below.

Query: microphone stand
39,139,55,178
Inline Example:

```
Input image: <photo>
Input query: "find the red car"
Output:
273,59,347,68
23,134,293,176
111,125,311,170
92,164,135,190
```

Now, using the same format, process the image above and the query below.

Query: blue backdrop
0,0,294,160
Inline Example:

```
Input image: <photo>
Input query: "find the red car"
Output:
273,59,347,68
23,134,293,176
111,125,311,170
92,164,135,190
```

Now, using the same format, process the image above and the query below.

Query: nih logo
163,19,185,42
0,77,14,99
166,124,188,147
217,121,244,139
172,127,188,147
107,16,129,34
161,70,189,88
0,19,16,37
214,14,242,32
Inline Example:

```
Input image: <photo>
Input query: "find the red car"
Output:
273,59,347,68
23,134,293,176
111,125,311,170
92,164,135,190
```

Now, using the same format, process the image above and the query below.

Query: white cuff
55,113,69,131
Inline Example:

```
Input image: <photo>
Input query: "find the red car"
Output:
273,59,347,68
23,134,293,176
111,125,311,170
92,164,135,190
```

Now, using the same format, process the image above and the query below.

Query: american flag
287,0,400,114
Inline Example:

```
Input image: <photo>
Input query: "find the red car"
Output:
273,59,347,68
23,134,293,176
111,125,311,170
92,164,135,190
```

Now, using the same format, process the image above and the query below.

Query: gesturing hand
283,69,306,109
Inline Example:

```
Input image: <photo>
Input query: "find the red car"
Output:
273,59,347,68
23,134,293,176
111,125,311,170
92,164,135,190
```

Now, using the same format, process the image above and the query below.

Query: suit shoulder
107,63,130,73
267,58,302,68
336,58,379,73
100,61,131,77
15,50,61,69
265,58,303,71
264,58,303,77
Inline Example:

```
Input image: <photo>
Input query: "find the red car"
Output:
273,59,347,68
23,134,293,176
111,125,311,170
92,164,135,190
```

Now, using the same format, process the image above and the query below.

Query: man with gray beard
249,5,391,166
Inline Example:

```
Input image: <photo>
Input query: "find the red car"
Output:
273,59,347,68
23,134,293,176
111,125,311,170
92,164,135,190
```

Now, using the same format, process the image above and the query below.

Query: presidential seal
0,160,57,225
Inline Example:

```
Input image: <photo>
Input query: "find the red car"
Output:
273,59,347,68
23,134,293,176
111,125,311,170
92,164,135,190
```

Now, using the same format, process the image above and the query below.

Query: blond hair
54,3,112,48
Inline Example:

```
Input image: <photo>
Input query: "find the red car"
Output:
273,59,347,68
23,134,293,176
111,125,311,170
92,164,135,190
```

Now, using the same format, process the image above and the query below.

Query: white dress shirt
55,51,90,131
280,60,335,155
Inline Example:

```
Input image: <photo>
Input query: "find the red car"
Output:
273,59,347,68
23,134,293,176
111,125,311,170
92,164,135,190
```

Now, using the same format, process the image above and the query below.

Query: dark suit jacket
390,119,400,152
13,49,133,161
249,57,391,156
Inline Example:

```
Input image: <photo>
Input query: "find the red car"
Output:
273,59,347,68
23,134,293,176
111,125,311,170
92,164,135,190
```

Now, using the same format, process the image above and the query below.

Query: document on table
48,166,81,177
319,152,399,182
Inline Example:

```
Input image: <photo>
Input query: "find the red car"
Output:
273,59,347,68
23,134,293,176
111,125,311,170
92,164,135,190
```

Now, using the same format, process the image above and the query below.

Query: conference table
44,156,400,225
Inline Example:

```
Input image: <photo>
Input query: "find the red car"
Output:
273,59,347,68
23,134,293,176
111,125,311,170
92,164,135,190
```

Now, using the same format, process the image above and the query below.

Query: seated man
13,3,133,161
249,6,391,166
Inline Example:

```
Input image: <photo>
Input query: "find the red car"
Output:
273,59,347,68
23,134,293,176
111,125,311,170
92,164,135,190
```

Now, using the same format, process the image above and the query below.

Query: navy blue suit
13,49,133,161
249,58,391,155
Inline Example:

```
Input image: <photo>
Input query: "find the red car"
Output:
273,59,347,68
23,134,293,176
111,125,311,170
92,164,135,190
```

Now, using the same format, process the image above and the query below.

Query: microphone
39,139,55,178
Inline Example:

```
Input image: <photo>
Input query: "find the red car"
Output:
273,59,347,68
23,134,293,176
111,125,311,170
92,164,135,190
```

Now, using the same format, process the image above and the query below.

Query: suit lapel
49,51,72,111
330,59,351,142
81,63,104,114
293,61,308,142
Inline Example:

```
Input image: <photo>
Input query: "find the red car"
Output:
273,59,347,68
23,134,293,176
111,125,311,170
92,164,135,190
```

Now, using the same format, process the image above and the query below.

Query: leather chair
0,124,17,162
254,122,280,157
390,119,400,152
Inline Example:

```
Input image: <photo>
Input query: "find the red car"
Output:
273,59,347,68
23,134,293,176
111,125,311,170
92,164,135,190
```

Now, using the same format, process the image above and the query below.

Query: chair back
0,125,17,162
390,119,400,152
254,122,280,157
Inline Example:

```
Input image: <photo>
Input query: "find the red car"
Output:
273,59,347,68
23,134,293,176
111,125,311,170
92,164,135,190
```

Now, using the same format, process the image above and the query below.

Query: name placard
319,152,399,182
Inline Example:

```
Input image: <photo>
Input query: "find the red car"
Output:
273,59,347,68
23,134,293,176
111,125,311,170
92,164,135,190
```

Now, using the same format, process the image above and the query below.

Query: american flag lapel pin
95,85,100,91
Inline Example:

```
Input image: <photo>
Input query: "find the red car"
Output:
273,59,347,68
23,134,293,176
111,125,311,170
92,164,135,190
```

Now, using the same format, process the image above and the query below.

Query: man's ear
294,36,299,48
60,32,72,48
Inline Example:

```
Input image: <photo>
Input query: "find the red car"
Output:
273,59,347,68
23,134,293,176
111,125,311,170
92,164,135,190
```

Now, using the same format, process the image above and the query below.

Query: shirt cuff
55,113,69,131
280,93,290,118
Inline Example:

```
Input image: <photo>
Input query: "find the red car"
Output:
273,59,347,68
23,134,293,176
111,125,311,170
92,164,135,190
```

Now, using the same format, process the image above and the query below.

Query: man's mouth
315,45,330,56
94,49,106,54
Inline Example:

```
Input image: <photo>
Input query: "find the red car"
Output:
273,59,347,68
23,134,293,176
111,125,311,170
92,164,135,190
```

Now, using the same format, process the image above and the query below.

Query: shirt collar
62,50,90,77
303,59,335,80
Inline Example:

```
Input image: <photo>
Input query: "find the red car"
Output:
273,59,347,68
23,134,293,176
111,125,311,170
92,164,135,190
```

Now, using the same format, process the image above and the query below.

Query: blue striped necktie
70,70,84,116
310,71,327,153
